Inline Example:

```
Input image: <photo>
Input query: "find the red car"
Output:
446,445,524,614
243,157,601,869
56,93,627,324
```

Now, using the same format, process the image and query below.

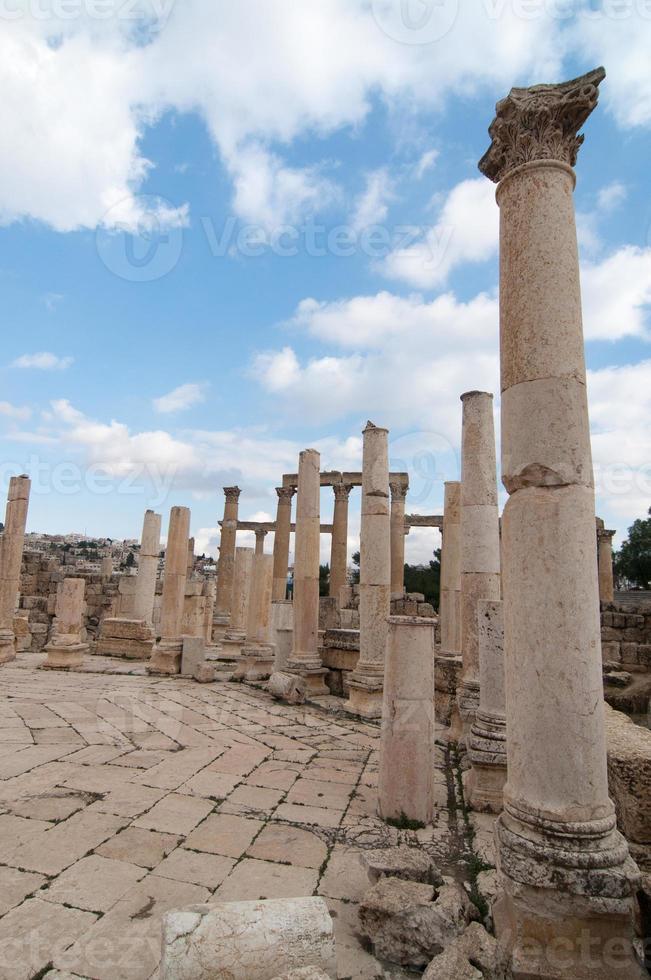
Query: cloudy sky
1,0,650,563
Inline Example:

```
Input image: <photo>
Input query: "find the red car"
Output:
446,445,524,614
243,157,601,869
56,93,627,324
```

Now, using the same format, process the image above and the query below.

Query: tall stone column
214,487,241,637
285,449,328,696
389,482,407,599
457,391,501,730
133,510,162,626
272,487,294,600
439,481,461,657
42,578,88,669
0,475,30,665
378,615,436,826
187,537,195,578
220,546,255,660
329,483,351,602
149,506,190,675
465,599,507,813
480,69,640,978
254,528,267,556
348,422,391,719
97,509,161,660
596,520,616,604
237,553,274,681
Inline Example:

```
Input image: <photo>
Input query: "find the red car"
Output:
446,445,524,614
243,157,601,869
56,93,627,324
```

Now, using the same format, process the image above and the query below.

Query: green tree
319,563,330,597
614,508,651,588
351,551,360,585
125,551,136,569
403,550,441,609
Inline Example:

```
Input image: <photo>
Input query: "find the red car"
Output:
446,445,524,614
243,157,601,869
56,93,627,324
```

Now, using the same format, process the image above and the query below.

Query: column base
212,614,230,643
347,676,384,719
217,635,245,661
242,644,276,682
285,659,330,697
148,639,183,675
41,641,88,670
465,709,508,813
457,679,480,731
95,619,155,660
494,801,642,978
494,878,644,979
0,628,17,665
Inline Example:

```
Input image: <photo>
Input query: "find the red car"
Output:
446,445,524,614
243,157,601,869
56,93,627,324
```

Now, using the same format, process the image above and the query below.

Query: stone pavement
0,656,486,980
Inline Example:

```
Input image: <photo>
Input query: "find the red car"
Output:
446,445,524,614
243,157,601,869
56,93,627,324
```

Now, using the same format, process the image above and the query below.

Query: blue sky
1,1,650,562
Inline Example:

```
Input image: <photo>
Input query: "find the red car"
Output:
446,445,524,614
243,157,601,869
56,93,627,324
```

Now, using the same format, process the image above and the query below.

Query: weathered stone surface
160,898,337,979
268,671,306,704
361,845,443,887
271,969,332,980
423,922,506,979
358,876,477,967
605,705,651,844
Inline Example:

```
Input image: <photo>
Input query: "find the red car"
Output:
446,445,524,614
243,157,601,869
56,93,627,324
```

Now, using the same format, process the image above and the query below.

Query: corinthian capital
276,486,296,502
333,483,353,502
223,486,241,500
479,67,605,184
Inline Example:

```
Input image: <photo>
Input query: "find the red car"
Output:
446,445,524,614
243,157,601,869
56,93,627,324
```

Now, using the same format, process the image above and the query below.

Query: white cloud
383,179,499,288
11,352,73,370
351,169,394,233
253,289,499,431
414,150,439,181
0,401,32,421
0,1,566,232
153,382,208,414
597,181,627,213
582,246,651,341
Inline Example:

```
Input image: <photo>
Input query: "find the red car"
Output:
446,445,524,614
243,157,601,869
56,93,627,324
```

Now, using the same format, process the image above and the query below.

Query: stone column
465,599,507,813
202,580,216,643
378,615,436,826
348,422,391,719
329,483,352,601
149,506,190,675
187,537,195,578
439,481,461,657
100,556,113,580
214,487,241,637
389,481,407,598
272,487,294,600
596,520,616,604
0,475,31,665
220,547,255,660
480,68,640,978
284,449,328,696
42,578,88,669
271,600,294,672
254,528,267,556
237,553,274,681
457,391,501,730
133,510,162,626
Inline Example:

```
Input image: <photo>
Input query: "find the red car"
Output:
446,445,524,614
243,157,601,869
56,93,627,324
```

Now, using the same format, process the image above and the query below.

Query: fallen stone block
604,671,633,688
605,704,651,844
423,922,506,979
193,663,215,684
268,671,307,705
358,876,478,968
361,846,443,887
160,897,337,980
181,636,207,677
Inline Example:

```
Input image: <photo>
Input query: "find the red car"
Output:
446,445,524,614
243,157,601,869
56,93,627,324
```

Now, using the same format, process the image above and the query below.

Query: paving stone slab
214,857,319,901
41,854,147,913
184,812,263,858
133,792,214,836
95,827,180,869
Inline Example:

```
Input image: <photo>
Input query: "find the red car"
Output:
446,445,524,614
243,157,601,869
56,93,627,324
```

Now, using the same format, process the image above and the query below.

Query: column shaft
457,391,501,729
348,422,391,718
149,506,190,675
272,488,294,601
285,450,327,695
214,487,241,628
0,475,31,664
439,481,461,656
42,578,88,669
389,482,407,598
133,510,162,626
329,484,351,600
597,525,616,604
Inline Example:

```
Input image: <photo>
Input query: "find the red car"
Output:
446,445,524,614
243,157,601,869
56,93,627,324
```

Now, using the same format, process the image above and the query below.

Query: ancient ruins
0,66,650,980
